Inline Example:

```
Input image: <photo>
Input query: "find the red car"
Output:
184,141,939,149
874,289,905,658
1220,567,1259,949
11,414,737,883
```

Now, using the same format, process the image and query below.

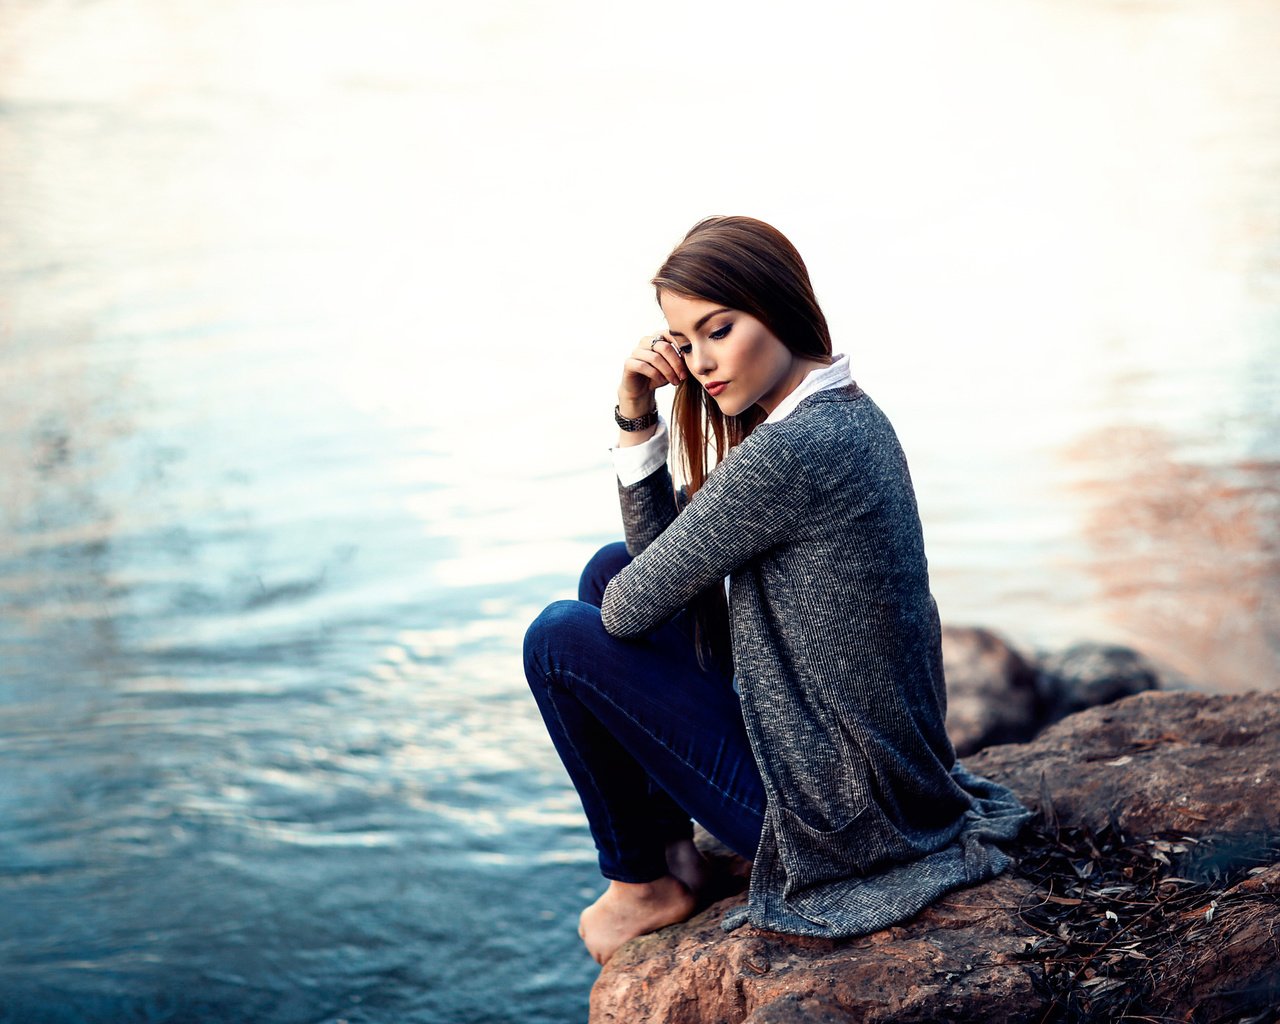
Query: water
1,0,1277,1021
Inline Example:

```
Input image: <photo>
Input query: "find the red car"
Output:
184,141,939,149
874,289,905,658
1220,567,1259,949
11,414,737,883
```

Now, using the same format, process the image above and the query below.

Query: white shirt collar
763,353,852,425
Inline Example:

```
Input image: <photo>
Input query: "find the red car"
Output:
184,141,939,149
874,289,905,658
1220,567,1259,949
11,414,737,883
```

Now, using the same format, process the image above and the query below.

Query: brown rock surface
594,875,1044,1024
970,689,1280,836
589,690,1280,1024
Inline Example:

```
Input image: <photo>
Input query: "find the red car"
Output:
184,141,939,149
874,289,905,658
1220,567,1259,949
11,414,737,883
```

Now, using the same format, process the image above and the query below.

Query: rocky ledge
590,686,1280,1023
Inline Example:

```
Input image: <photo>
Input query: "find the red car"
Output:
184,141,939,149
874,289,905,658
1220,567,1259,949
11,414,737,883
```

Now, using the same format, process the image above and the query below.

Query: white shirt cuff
612,415,669,486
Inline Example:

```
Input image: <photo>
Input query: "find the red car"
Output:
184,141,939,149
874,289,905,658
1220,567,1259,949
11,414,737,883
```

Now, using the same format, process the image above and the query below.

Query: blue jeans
523,542,766,882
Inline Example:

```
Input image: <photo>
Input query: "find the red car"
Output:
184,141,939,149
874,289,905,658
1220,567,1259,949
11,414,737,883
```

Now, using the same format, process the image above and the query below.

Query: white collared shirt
611,353,852,486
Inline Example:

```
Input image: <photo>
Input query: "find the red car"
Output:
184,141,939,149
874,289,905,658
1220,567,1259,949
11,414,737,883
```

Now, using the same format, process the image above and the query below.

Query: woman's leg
524,599,764,872
523,544,764,960
575,542,707,855
576,540,632,606
529,543,764,872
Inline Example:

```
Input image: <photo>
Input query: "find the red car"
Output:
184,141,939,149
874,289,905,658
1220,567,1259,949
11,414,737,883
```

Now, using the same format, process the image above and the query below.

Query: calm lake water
1,0,1277,1021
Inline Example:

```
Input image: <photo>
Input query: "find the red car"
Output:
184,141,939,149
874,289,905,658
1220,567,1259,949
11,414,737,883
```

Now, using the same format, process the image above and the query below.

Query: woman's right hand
617,334,687,415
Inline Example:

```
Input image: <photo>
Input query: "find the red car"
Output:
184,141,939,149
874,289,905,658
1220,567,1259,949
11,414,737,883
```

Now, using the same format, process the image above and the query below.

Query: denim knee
578,541,632,605
523,599,595,688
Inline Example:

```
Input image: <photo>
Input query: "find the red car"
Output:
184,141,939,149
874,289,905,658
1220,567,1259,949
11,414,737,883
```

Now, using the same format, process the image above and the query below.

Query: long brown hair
651,215,834,672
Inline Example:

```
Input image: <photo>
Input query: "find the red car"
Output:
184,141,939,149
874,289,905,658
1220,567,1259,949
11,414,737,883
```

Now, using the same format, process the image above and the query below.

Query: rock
942,626,1045,755
1171,861,1280,1017
1035,642,1161,723
590,690,1280,1024
941,628,1163,757
592,875,1043,1024
970,689,1278,837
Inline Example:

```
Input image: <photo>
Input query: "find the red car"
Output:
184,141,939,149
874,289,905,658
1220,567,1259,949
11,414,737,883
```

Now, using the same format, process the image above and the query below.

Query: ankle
608,875,683,898
665,838,704,870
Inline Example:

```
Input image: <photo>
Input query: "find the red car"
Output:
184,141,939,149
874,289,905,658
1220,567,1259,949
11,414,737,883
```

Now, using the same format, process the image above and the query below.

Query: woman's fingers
650,334,687,382
619,334,687,403
630,335,686,388
622,353,679,391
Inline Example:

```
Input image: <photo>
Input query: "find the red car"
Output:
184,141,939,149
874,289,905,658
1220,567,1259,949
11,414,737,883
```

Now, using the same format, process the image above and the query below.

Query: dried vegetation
1011,779,1280,1024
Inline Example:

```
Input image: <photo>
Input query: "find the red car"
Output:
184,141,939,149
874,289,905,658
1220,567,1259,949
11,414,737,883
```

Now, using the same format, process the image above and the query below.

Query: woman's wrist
615,391,659,447
617,392,657,419
615,405,659,433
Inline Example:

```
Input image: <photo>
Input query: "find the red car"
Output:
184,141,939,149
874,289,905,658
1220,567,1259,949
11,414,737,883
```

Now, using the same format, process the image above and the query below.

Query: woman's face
658,290,801,418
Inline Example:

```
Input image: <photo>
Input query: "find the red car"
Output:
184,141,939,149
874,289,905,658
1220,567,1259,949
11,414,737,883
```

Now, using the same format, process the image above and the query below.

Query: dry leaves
1011,810,1280,1023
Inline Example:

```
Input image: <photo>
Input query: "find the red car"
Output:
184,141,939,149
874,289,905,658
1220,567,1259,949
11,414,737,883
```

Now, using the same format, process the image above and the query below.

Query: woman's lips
705,381,728,397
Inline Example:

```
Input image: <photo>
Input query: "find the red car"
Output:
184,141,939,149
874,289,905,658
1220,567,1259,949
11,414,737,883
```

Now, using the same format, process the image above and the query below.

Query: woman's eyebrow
667,307,732,338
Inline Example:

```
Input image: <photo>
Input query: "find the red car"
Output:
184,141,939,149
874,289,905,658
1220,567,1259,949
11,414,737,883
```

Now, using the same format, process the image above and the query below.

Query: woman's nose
687,347,715,376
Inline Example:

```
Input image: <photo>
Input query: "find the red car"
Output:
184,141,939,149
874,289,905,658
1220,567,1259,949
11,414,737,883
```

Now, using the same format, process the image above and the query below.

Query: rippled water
1,1,1277,1021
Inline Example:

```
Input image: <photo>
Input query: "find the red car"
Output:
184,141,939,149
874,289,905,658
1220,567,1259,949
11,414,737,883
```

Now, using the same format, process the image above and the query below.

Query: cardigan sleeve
616,460,681,557
602,427,810,637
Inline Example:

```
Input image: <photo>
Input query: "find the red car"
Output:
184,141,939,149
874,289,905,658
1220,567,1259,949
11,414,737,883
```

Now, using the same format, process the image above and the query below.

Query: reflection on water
1067,424,1280,690
1,0,1278,1021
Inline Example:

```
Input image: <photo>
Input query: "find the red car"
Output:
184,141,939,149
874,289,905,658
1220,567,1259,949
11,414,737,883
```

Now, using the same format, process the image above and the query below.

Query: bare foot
577,875,696,965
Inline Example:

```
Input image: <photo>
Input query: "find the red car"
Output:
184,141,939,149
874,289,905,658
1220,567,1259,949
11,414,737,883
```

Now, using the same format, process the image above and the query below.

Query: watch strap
614,404,659,431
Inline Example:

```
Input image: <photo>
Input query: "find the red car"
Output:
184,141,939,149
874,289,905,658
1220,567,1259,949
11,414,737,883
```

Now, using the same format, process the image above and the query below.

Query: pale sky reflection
2,0,1276,688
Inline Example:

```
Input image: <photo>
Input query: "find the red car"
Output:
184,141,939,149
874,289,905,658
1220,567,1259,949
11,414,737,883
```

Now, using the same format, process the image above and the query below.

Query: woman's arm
616,455,679,555
615,394,660,448
611,334,686,553
601,427,811,638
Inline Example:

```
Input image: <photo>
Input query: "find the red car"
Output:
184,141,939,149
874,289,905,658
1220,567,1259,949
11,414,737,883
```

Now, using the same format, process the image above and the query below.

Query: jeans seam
538,675,636,876
559,665,763,818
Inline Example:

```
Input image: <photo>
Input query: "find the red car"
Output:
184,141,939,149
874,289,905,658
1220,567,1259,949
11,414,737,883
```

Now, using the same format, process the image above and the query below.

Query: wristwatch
614,404,659,431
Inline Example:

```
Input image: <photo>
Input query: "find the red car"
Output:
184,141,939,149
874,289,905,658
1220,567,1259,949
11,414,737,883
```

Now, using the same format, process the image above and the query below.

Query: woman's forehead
658,290,733,325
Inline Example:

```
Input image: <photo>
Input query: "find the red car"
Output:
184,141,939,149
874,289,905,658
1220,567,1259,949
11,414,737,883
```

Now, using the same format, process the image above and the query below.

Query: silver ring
649,335,662,351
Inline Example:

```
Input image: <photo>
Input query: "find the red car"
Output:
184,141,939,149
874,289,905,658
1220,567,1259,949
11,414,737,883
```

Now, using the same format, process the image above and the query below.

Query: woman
523,216,1030,966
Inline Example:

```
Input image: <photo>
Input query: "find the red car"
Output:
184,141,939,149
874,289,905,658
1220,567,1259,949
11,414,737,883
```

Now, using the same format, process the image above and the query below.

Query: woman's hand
617,334,687,417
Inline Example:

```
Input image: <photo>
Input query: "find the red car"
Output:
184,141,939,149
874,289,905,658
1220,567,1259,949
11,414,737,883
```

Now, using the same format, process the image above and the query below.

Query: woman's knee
578,541,632,605
523,599,602,685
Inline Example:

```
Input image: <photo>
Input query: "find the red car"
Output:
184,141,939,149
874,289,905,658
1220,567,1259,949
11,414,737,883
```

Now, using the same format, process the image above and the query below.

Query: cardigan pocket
775,803,873,897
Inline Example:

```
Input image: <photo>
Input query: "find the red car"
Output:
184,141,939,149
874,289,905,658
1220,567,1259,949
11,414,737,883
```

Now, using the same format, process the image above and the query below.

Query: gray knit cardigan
601,383,1032,938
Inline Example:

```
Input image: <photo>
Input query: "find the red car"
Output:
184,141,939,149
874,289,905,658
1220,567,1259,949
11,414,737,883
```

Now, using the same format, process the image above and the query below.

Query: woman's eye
709,323,732,340
678,343,693,355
